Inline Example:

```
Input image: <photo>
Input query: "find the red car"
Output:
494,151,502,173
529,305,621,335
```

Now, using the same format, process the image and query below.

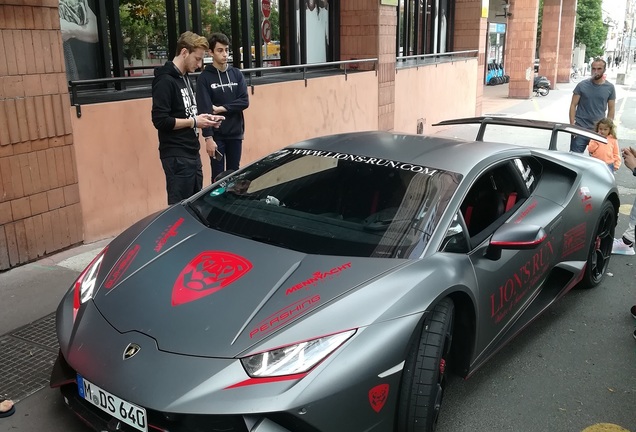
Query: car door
462,158,563,359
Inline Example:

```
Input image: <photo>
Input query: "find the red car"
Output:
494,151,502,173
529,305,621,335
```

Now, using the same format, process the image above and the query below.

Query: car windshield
190,148,461,258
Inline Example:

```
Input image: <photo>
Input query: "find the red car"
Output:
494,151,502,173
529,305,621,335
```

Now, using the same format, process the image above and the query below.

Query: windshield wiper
184,202,210,227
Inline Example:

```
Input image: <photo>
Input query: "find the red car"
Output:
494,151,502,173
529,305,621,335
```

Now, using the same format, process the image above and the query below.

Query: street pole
626,0,635,75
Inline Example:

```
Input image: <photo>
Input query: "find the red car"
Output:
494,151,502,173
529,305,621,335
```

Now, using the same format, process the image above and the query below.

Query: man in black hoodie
196,33,249,182
152,31,224,205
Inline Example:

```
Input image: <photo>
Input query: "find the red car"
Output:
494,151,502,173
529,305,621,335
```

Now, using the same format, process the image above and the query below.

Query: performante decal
490,239,554,323
578,187,593,213
249,295,321,338
562,223,586,258
369,384,389,413
285,262,352,295
155,218,184,253
104,245,140,289
172,251,253,306
289,149,438,175
514,199,537,223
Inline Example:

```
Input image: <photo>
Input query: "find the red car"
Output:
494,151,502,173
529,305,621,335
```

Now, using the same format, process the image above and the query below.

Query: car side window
459,162,528,246
512,157,540,194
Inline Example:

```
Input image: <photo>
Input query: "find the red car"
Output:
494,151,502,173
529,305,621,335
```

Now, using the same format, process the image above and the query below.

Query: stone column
341,2,396,131
504,0,540,98
557,0,576,82
454,0,488,115
539,0,562,88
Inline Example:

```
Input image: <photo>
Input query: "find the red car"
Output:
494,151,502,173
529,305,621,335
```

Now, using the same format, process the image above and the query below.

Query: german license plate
77,374,148,432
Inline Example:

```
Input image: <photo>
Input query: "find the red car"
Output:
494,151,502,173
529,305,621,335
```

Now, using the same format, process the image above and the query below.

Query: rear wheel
397,298,454,432
578,201,616,289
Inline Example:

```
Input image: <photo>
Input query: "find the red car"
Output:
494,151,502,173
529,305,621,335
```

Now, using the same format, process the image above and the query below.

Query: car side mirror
485,223,547,260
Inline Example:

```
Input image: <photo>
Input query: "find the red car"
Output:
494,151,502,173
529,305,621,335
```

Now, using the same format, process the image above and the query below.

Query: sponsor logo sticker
369,384,389,413
104,245,141,289
172,251,252,306
155,218,184,253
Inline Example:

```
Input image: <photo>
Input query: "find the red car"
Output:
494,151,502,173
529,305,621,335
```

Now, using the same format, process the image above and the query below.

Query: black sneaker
632,305,636,320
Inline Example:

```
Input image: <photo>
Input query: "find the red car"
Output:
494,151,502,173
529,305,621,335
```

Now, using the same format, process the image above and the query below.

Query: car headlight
241,330,356,377
72,247,107,320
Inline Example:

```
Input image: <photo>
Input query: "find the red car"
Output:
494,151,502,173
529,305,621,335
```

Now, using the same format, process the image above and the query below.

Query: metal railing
396,50,479,70
68,58,378,117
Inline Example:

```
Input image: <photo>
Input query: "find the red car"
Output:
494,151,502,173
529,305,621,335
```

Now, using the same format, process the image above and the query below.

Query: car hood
92,205,405,358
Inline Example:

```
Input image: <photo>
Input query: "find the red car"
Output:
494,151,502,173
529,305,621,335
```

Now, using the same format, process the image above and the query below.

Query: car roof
290,131,522,174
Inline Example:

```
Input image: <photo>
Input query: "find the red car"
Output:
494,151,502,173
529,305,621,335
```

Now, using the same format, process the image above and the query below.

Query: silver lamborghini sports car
51,117,618,432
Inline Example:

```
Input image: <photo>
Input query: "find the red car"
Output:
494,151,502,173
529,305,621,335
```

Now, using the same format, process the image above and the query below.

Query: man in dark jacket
196,33,249,182
152,31,224,205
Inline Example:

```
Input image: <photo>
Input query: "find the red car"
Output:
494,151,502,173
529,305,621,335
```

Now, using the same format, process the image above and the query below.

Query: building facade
0,0,576,270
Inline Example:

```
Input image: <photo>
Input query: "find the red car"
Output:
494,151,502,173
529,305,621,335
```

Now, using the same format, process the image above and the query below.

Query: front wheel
397,298,454,432
537,86,549,96
578,200,616,289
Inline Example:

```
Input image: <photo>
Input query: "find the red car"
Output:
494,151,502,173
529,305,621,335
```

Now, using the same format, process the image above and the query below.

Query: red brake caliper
439,358,446,375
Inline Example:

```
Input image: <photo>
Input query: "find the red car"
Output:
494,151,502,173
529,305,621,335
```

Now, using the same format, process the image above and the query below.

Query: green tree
120,0,168,61
575,0,608,58
202,0,232,38
536,0,543,56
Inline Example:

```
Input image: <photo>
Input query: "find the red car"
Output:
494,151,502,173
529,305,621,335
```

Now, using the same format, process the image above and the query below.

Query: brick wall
0,1,82,271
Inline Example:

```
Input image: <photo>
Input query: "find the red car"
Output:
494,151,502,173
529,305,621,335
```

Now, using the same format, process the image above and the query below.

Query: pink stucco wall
71,71,380,241
393,59,479,134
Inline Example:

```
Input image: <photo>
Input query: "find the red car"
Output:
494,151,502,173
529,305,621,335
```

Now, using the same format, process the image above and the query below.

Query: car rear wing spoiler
433,116,607,150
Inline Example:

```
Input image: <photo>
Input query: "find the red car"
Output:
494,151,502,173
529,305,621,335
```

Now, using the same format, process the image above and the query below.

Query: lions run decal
172,251,253,306
285,262,352,295
289,149,438,175
562,223,586,258
368,384,389,413
490,239,554,323
155,218,184,253
104,245,140,289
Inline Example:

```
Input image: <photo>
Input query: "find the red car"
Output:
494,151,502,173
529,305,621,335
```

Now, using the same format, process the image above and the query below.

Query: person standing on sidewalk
587,117,621,173
613,146,636,256
152,31,224,205
196,32,249,183
569,58,616,153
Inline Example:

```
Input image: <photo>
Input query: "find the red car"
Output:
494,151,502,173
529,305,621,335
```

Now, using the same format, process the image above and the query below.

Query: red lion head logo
172,251,253,306
369,384,389,413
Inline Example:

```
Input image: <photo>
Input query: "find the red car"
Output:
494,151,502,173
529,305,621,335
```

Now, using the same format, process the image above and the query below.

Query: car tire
397,298,454,432
578,200,616,289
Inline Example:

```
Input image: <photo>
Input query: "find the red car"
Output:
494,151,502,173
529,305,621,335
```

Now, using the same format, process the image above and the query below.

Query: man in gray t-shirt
569,58,616,152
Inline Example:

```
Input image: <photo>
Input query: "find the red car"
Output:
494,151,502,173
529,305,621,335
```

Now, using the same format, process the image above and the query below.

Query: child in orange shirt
588,117,621,173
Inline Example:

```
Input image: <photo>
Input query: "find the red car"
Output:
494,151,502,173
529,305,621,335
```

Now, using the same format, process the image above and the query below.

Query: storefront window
397,0,453,57
59,0,101,80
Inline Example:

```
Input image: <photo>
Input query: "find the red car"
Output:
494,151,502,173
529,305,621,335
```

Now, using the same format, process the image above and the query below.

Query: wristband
192,117,197,129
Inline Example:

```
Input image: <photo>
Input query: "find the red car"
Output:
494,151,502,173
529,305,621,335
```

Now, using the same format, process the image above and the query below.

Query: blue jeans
570,134,590,153
210,138,243,182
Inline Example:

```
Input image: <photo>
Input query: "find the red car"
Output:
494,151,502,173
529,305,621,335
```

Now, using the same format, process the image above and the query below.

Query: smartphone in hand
214,149,223,161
